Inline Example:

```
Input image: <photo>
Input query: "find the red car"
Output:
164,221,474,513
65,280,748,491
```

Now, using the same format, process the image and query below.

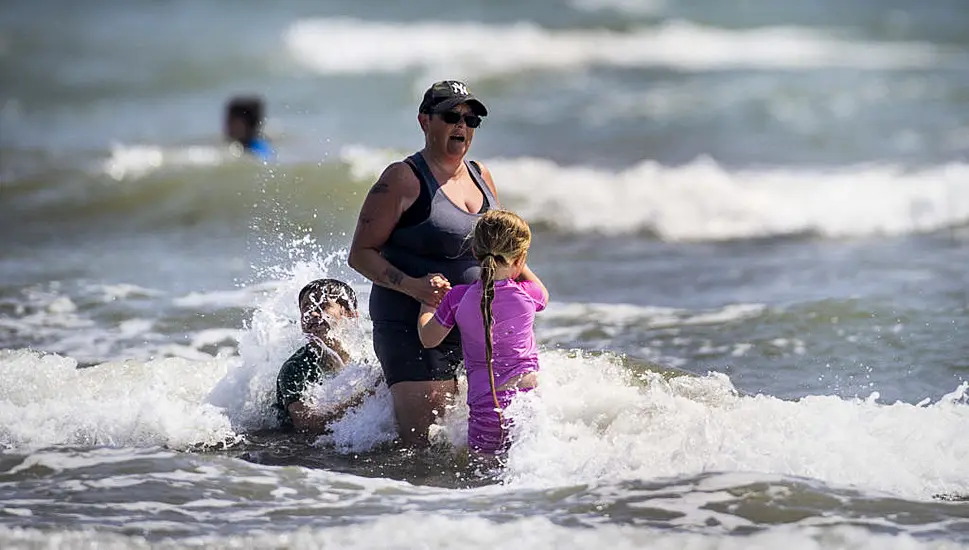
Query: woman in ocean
348,80,519,447
417,210,549,461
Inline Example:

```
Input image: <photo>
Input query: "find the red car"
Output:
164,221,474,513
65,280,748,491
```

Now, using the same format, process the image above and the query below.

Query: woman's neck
421,148,464,179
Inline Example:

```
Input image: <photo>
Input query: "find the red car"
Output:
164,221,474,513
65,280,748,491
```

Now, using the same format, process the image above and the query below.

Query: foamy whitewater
2,252,968,548
2,0,968,547
285,18,949,77
340,146,969,240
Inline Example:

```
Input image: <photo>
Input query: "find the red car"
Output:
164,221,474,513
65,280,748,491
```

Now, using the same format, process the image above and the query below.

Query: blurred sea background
1,0,968,548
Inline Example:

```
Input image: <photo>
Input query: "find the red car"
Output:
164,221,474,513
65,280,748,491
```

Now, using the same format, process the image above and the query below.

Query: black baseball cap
418,80,488,116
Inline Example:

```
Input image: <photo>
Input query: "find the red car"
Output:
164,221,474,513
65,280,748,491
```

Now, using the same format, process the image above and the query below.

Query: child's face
300,292,357,335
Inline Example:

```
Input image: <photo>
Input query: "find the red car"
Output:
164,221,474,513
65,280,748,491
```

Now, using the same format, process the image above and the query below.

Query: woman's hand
408,272,450,307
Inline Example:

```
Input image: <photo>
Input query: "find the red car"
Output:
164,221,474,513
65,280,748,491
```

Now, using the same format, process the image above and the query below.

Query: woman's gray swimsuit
370,152,497,386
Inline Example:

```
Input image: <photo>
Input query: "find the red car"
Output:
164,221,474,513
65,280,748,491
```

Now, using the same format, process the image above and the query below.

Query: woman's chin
444,142,469,157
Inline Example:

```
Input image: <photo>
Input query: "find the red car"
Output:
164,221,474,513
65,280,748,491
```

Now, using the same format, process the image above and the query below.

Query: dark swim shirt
273,343,343,428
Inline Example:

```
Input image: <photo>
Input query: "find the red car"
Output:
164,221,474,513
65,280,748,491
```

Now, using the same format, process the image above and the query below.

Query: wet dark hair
225,96,265,131
298,279,357,312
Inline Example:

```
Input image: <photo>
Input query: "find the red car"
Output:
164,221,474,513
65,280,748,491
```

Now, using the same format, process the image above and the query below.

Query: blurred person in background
224,95,274,162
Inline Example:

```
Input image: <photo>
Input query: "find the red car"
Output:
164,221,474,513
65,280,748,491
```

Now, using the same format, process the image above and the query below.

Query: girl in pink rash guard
417,210,549,462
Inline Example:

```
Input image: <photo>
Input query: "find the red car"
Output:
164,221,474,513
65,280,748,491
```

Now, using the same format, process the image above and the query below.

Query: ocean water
2,0,969,548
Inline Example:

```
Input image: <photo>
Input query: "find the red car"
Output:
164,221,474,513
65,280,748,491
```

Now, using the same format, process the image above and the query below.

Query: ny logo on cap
449,81,469,96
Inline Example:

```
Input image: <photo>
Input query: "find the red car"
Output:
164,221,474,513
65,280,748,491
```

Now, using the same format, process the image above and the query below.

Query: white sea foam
172,281,279,310
309,367,397,453
285,18,945,80
0,515,963,550
0,349,236,450
493,351,968,500
339,147,969,241
1,318,965,503
490,157,969,240
101,144,228,181
0,283,245,363
84,283,161,302
543,302,767,330
2,258,965,502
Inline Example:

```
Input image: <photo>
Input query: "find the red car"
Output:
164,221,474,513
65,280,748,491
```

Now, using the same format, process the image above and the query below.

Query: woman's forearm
348,247,414,295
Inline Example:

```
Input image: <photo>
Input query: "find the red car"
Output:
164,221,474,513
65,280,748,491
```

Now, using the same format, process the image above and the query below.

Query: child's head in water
297,279,358,339
224,96,265,145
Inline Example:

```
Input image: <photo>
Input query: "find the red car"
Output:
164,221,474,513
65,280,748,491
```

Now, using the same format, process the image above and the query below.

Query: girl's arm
417,303,453,348
516,264,549,304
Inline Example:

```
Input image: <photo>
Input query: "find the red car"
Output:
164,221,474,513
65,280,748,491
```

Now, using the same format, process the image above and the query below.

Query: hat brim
430,96,488,116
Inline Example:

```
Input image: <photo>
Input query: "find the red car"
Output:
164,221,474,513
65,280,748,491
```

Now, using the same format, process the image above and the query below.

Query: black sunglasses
438,111,482,128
